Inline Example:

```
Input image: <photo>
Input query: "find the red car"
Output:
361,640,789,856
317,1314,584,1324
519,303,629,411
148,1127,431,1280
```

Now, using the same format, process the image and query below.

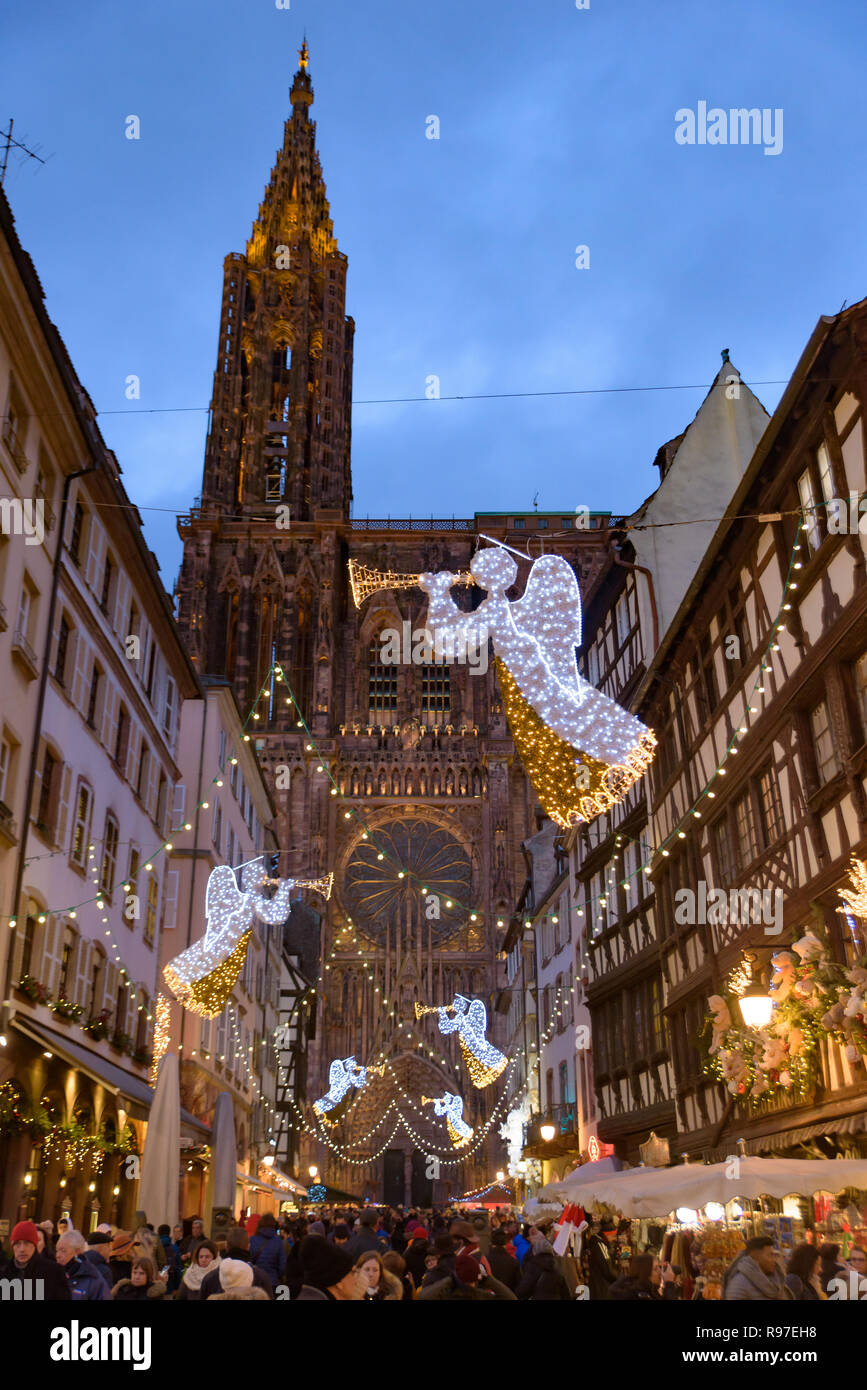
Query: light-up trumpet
348,558,473,608
414,1002,455,1019
292,870,334,900
420,1096,434,1106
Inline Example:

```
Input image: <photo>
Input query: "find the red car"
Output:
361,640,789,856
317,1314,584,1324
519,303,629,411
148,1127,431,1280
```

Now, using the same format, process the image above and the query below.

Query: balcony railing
522,1101,578,1150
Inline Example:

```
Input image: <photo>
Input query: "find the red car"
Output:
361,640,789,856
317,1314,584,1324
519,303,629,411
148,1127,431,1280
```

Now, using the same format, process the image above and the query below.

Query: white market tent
529,1156,867,1220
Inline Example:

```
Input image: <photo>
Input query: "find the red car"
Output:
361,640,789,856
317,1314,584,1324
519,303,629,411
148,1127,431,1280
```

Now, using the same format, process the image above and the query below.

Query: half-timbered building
636,301,867,1159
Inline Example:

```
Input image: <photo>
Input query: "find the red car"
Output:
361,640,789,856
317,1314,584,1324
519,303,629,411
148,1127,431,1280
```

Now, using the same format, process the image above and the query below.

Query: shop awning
708,1111,867,1161
11,1015,210,1139
236,1167,308,1199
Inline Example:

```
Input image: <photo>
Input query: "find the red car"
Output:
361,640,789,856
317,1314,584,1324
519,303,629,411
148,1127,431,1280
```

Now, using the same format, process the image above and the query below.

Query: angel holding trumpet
419,543,656,828
416,993,508,1088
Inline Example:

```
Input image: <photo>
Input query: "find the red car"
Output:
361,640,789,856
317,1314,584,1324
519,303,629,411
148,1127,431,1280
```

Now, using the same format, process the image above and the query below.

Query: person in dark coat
818,1243,847,1295
516,1236,571,1300
249,1212,285,1289
610,1253,679,1301
295,1235,368,1300
80,1232,113,1292
418,1252,517,1301
56,1231,110,1300
585,1221,618,1300
0,1221,70,1300
487,1229,521,1291
344,1209,385,1262
156,1223,182,1293
199,1227,274,1299
111,1257,168,1301
421,1234,457,1288
403,1230,431,1287
785,1244,824,1301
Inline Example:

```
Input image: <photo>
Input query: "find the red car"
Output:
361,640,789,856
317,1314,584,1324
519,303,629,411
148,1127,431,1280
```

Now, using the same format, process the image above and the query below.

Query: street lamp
540,1120,556,1143
495,1170,505,1183
308,1164,319,1179
738,953,774,1030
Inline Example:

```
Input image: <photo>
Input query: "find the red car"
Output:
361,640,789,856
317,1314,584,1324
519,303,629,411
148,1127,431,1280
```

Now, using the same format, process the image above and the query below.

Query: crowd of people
2,1207,864,1302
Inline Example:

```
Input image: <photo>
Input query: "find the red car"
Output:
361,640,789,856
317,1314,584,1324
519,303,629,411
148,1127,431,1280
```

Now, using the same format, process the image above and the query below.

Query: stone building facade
174,49,615,1200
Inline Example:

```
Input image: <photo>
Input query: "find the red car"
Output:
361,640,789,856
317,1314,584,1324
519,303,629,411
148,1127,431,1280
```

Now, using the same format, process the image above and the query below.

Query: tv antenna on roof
0,119,48,187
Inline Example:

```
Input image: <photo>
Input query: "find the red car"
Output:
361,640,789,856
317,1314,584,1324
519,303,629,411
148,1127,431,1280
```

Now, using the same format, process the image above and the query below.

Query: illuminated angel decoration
434,994,507,1089
419,546,655,828
163,858,297,1018
313,1057,384,1126
423,1091,474,1148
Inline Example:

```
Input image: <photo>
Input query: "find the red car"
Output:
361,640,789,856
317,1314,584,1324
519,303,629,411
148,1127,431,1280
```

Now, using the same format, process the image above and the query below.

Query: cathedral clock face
342,817,472,945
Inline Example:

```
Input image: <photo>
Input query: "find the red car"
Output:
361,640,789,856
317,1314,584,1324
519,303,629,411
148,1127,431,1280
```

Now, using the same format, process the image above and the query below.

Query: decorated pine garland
702,858,867,1106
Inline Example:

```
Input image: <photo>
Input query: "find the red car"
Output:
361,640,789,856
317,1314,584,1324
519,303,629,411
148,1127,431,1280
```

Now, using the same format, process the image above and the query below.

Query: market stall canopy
533,1156,867,1219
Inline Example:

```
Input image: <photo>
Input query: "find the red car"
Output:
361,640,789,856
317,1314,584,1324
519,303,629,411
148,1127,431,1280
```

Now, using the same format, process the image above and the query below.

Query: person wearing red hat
0,1220,70,1300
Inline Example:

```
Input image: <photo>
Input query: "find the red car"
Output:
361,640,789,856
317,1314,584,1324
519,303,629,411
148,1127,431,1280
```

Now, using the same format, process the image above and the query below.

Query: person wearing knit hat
198,1226,274,1300
418,1250,516,1301
0,1220,70,1300
215,1258,254,1290
296,1234,367,1300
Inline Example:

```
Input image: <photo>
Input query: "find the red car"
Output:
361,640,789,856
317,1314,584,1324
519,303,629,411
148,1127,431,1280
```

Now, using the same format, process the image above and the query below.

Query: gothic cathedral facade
175,48,612,1202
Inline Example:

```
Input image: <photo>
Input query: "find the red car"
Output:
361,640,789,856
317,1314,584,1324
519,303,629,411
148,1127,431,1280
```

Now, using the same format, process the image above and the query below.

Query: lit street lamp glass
308,1165,319,1179
540,1121,556,1142
739,992,773,1030
495,1170,505,1183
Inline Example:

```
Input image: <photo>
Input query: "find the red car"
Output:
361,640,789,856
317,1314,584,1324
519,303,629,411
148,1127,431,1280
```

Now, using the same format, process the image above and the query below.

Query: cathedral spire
196,45,354,523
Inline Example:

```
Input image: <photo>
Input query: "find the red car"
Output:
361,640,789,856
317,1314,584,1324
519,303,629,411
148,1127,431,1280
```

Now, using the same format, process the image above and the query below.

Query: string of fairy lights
10,509,809,1178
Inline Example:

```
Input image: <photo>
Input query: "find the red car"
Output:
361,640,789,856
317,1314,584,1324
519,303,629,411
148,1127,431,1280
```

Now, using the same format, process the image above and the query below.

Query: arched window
350,769,360,796
368,639,397,722
445,769,454,796
391,771,400,796
459,769,468,796
419,770,427,796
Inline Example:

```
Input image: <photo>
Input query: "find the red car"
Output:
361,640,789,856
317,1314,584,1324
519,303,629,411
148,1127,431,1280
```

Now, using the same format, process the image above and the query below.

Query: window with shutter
101,680,120,756
70,630,92,714
170,782,185,830
145,751,159,819
84,516,106,593
163,676,177,741
40,915,66,995
162,868,179,930
55,763,73,851
70,781,93,867
126,719,141,785
72,934,91,1007
112,569,131,637
101,815,119,896
145,874,158,944
87,948,105,1017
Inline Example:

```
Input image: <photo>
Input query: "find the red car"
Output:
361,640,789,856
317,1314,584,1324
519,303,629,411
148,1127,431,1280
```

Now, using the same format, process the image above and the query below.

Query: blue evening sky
3,0,866,585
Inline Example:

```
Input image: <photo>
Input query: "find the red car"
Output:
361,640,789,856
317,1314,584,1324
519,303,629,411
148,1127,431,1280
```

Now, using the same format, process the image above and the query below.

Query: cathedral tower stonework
176,49,612,1200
